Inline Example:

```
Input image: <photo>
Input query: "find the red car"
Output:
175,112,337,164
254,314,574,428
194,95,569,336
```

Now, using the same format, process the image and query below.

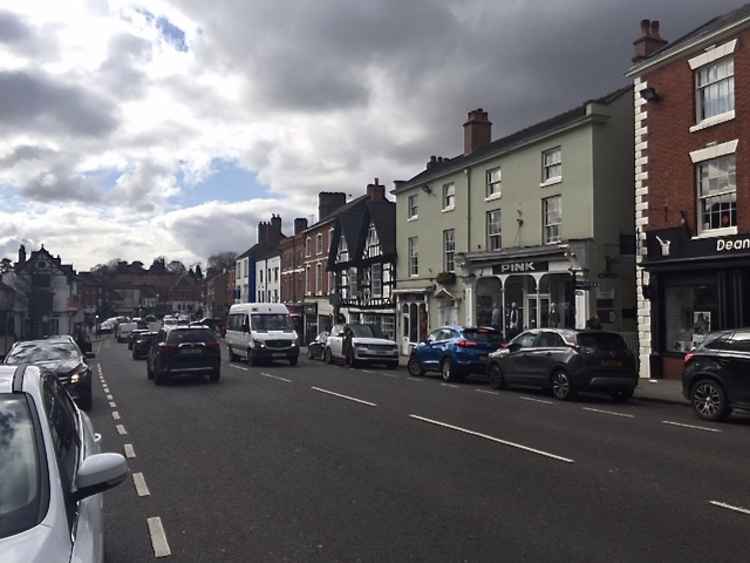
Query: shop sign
647,227,750,263
491,261,549,275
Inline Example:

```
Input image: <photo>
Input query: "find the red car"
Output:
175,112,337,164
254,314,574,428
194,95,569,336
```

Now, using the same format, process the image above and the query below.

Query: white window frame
366,223,381,258
407,194,419,220
336,235,349,263
543,196,562,245
443,229,456,273
441,183,455,211
487,209,502,251
316,263,322,294
541,147,562,186
305,237,312,257
305,266,311,294
696,154,737,236
408,237,419,277
485,167,502,200
316,233,323,254
694,55,735,126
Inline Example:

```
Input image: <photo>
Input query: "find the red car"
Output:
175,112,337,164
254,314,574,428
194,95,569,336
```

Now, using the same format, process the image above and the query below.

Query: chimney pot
650,20,660,38
463,109,492,156
633,18,667,64
641,19,650,34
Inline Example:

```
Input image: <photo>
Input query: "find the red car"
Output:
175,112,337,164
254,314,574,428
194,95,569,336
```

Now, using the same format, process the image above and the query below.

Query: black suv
487,329,637,401
132,331,157,360
147,326,221,385
682,329,750,421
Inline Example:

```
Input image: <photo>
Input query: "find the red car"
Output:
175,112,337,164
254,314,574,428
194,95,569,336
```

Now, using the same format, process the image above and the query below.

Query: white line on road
709,500,750,516
106,394,113,401
519,396,555,405
440,383,460,389
133,472,151,496
146,516,172,558
409,414,575,464
230,364,248,371
662,420,722,433
311,386,377,407
123,443,136,458
116,424,128,435
360,369,376,374
108,401,117,408
475,389,500,396
582,407,635,419
407,377,424,382
112,411,121,420
260,372,292,383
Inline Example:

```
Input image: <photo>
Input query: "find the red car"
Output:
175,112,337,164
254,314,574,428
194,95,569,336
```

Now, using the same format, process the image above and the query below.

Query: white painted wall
255,255,281,303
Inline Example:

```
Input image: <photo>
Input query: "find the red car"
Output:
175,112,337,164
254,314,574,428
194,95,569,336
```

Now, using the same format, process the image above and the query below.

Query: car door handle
94,433,102,443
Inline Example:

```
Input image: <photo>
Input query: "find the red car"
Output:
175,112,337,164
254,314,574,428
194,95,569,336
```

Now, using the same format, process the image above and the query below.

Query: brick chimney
270,214,282,240
463,108,492,156
366,177,385,201
318,192,347,221
258,221,268,244
633,19,668,63
294,217,308,234
18,244,26,265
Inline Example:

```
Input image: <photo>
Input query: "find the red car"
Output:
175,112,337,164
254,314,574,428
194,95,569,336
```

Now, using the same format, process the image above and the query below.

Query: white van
225,303,299,366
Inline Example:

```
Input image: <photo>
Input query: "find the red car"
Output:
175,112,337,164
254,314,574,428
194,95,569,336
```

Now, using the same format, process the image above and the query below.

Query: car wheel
325,348,333,364
346,351,359,369
209,368,221,383
248,349,258,367
551,370,576,401
441,358,456,382
307,346,315,360
154,368,167,386
610,388,634,402
387,362,399,370
407,355,424,376
78,389,93,411
488,363,505,389
691,379,731,421
228,346,237,362
289,356,298,366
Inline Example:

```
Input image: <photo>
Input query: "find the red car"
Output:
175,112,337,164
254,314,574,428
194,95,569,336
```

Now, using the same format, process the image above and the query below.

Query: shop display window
664,281,718,353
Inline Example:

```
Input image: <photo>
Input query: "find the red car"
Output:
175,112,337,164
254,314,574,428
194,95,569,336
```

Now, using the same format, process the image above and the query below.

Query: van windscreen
251,314,291,332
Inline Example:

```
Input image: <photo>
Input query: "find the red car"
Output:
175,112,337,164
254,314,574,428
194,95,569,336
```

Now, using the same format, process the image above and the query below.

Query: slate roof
327,197,395,270
393,86,631,194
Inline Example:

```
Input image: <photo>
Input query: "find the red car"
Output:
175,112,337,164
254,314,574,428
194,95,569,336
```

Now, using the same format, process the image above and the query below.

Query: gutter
626,15,750,77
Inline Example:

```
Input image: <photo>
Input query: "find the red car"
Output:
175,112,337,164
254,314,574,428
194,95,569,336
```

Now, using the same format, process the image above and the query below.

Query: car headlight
70,373,80,384
254,341,265,348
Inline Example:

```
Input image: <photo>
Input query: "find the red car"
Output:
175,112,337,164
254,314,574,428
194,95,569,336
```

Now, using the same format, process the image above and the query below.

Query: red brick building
628,8,750,378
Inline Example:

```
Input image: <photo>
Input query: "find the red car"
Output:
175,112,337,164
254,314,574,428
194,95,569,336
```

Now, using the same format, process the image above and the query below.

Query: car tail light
160,344,177,353
457,339,477,348
683,351,695,365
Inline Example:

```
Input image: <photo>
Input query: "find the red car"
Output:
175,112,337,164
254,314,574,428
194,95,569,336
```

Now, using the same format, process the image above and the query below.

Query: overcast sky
0,0,742,270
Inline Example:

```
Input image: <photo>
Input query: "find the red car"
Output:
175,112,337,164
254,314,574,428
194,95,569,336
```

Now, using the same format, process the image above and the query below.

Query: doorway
526,293,551,329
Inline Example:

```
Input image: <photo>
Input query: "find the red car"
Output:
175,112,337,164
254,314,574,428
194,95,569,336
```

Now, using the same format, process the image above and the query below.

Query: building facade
393,91,636,357
255,252,281,303
280,218,308,336
234,215,286,304
627,9,750,378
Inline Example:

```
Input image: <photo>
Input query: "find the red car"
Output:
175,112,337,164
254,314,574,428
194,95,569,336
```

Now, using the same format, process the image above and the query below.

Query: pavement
88,337,748,562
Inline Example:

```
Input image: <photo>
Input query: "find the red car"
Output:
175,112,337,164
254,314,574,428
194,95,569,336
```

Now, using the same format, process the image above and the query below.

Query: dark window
619,234,636,255
0,395,47,539
251,314,291,332
348,324,383,338
428,328,443,342
538,331,565,347
701,332,735,351
463,328,500,346
167,329,216,344
577,332,627,350
514,332,538,348
728,331,750,352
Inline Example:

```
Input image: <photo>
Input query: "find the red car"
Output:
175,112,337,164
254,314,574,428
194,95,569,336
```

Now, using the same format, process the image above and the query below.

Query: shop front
644,227,750,379
394,288,430,356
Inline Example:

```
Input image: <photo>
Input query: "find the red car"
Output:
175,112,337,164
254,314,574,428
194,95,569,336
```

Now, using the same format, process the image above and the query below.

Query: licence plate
272,353,287,358
180,349,202,356
602,360,622,367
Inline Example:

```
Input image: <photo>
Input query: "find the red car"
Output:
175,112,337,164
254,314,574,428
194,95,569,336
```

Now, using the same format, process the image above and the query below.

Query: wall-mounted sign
647,227,750,263
491,261,549,275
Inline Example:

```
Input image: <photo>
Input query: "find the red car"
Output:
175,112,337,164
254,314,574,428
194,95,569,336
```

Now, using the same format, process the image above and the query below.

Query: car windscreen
4,342,79,365
251,314,291,332
463,329,501,346
0,395,45,539
167,329,216,344
576,332,627,351
348,325,384,338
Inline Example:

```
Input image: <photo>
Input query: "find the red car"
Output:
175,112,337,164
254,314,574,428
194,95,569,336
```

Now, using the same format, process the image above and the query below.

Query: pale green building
392,87,636,357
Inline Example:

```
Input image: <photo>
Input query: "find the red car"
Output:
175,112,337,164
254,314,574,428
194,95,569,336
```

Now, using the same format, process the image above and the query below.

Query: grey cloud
0,145,57,167
22,166,104,204
0,10,30,43
98,33,152,99
0,70,119,137
0,10,58,58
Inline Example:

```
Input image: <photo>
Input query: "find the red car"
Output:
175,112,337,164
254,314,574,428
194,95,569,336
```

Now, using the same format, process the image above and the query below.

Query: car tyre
154,368,167,386
209,368,221,383
610,388,634,402
488,363,505,389
441,358,456,382
228,346,238,362
346,351,359,369
551,369,576,401
690,378,731,421
248,349,258,367
325,347,334,364
307,346,315,360
407,355,424,377
289,356,298,366
387,362,399,370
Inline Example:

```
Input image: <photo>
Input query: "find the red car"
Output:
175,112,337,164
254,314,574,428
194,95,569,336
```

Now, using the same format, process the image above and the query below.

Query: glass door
526,294,552,329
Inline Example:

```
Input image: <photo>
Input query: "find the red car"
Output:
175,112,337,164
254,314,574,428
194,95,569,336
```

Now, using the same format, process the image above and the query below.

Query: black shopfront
644,227,750,379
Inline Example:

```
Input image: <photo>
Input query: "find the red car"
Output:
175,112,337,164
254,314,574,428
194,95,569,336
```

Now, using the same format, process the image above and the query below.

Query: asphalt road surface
88,337,749,563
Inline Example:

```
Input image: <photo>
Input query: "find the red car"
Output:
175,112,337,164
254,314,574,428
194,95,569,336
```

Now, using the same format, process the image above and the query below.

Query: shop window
697,154,736,233
664,280,718,353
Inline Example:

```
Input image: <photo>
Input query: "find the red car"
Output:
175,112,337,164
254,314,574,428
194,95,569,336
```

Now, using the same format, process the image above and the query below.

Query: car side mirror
85,352,96,359
74,453,129,501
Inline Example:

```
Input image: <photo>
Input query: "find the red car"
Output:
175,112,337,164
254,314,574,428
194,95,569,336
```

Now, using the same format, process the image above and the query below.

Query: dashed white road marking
662,420,722,433
106,394,114,401
112,411,121,420
123,443,136,459
519,396,555,405
440,382,460,389
147,516,172,558
360,369,376,374
475,389,500,396
409,414,574,464
260,372,292,383
116,424,128,435
407,377,424,382
709,500,750,516
582,407,635,419
229,364,249,372
108,401,117,408
133,472,151,496
311,386,377,407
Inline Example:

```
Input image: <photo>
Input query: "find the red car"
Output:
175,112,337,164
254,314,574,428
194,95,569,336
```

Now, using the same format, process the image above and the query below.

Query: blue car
407,325,502,382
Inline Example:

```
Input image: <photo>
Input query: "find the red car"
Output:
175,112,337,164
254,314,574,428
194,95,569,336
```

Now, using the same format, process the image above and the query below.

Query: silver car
0,365,128,563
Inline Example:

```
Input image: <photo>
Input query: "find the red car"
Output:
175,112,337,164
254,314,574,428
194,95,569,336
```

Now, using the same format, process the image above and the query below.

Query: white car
225,303,299,366
325,323,399,368
115,320,136,343
0,365,128,563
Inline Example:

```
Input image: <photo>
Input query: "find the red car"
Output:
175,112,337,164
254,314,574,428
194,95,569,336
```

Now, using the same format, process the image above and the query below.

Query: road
88,337,749,562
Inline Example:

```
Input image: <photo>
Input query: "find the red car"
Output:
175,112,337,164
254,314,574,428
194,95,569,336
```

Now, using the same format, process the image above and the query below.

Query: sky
0,0,744,270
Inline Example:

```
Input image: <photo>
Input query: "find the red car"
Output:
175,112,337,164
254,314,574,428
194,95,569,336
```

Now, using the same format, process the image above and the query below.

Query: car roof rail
12,364,28,393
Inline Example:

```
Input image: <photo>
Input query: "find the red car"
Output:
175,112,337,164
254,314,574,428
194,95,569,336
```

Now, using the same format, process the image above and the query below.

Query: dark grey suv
487,329,637,401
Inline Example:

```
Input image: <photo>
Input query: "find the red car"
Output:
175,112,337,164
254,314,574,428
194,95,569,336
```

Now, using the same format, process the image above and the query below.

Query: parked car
325,323,399,368
146,326,221,384
127,329,150,350
225,303,299,366
162,315,179,330
3,338,96,410
131,331,157,360
115,320,136,343
682,329,750,421
0,365,128,563
307,331,329,360
486,329,637,401
407,326,500,381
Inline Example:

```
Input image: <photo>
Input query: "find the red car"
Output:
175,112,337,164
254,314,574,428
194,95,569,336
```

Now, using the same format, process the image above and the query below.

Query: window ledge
484,193,502,202
692,226,738,239
689,110,735,133
407,215,419,222
410,274,420,278
441,206,455,213
540,177,562,188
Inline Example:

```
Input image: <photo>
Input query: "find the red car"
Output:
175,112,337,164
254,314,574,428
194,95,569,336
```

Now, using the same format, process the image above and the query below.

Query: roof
302,194,369,234
630,4,750,74
394,86,631,194
255,243,282,261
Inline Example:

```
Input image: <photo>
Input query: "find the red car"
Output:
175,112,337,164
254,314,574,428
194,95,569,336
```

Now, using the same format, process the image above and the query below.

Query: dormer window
365,223,381,258
336,235,349,263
